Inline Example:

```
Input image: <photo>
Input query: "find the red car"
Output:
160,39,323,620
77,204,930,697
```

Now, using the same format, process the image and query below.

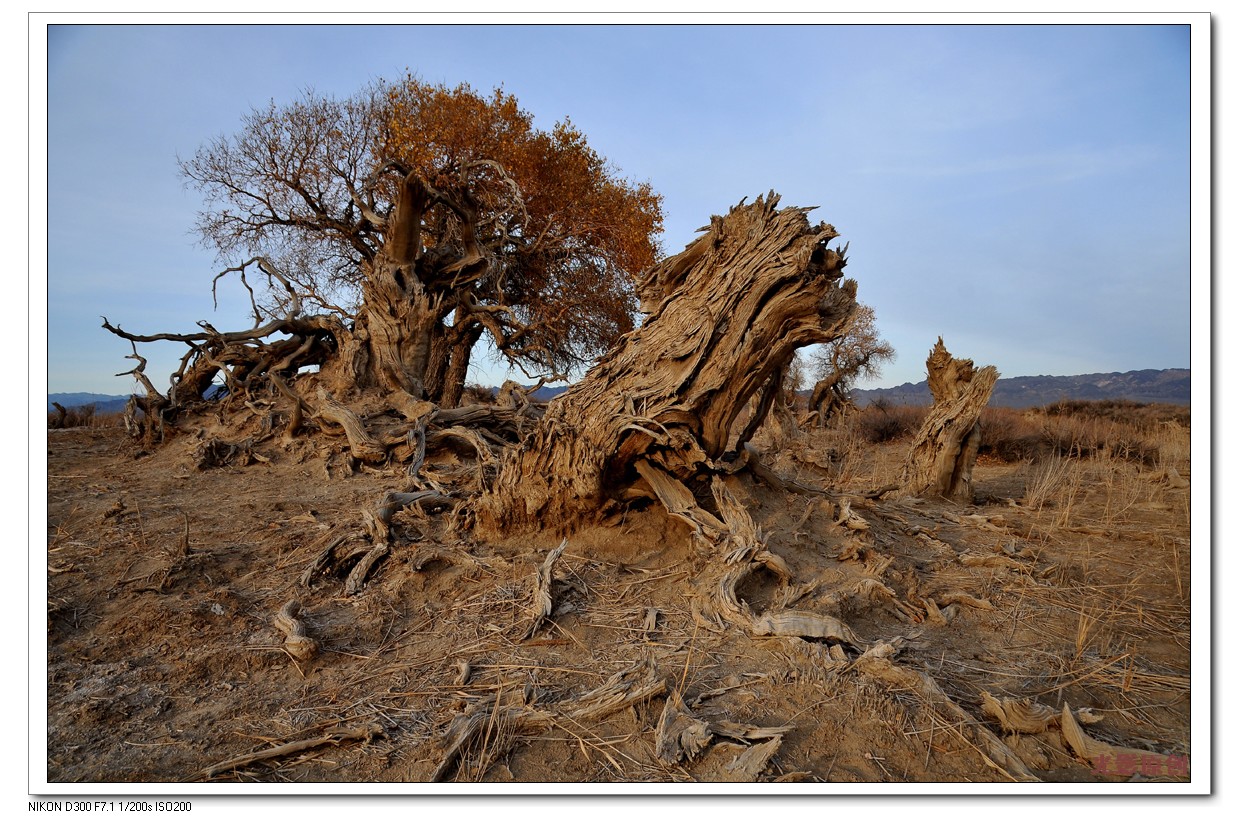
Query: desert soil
44,421,1192,785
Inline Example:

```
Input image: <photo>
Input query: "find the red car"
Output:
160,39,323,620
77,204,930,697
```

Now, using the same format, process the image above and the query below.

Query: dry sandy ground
43,422,1192,787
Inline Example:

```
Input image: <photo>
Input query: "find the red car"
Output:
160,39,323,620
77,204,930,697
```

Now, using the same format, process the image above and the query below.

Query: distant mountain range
527,385,569,401
49,368,1190,415
849,368,1190,408
47,392,134,414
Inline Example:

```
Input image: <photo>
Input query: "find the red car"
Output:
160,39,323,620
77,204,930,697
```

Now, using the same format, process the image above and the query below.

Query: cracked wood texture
476,193,858,536
902,338,999,501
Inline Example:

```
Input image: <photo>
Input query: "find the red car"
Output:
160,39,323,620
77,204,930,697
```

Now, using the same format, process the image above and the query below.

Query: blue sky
38,20,1199,395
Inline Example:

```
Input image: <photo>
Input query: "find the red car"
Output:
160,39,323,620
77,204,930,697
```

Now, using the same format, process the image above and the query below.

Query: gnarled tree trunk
425,319,484,409
808,373,848,426
901,338,999,500
442,323,484,409
476,194,857,537
317,174,463,400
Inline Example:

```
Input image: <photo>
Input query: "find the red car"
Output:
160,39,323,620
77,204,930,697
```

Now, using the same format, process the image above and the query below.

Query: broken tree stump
475,193,857,536
902,338,999,501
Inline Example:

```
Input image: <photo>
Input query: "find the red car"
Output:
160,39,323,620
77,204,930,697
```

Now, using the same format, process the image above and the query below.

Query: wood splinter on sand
1058,704,1186,778
525,539,568,639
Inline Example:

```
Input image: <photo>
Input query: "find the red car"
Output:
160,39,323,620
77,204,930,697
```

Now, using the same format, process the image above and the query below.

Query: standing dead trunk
901,338,998,500
476,193,857,537
441,323,484,409
808,374,848,426
422,322,453,405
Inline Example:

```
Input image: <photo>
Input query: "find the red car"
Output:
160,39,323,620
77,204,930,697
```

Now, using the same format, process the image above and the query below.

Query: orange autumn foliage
382,78,663,370
184,77,664,383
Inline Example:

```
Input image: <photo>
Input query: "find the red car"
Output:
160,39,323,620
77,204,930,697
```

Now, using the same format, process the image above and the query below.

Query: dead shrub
855,400,926,444
1037,398,1190,429
978,407,1045,462
971,399,1185,468
844,398,1180,469
48,403,122,429
461,384,497,405
1035,413,1159,466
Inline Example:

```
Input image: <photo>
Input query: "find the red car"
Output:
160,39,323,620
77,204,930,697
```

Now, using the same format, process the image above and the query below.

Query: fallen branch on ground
197,723,383,780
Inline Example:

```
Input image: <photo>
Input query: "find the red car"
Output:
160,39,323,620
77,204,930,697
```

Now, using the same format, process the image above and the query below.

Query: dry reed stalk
1024,456,1070,512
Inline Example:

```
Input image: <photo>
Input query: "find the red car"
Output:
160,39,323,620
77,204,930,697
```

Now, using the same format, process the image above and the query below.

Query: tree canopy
175,76,664,403
807,303,895,422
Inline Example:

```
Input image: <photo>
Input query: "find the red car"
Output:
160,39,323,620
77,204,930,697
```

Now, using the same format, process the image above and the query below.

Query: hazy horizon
45,364,1194,406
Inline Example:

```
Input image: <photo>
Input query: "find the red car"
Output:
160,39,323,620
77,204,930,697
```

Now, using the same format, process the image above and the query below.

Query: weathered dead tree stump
476,193,858,537
901,338,998,501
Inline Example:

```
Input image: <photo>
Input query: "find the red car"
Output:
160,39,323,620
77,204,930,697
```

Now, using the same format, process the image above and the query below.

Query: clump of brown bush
1028,400,1188,466
845,398,1187,467
978,400,1190,465
978,407,1045,462
854,400,927,443
1036,398,1190,428
1033,415,1154,464
462,384,497,405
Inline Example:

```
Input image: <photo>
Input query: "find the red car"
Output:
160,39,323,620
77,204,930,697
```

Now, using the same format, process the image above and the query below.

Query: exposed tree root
959,551,1033,573
654,690,713,763
314,390,388,464
852,643,1039,782
430,655,667,782
343,542,390,597
1058,704,1183,777
980,691,1101,736
273,599,319,661
710,721,794,743
939,591,995,611
299,485,464,594
722,736,783,781
835,497,871,532
300,533,371,588
194,437,265,470
409,545,481,574
741,443,825,496
861,483,901,500
634,460,866,653
852,577,923,623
